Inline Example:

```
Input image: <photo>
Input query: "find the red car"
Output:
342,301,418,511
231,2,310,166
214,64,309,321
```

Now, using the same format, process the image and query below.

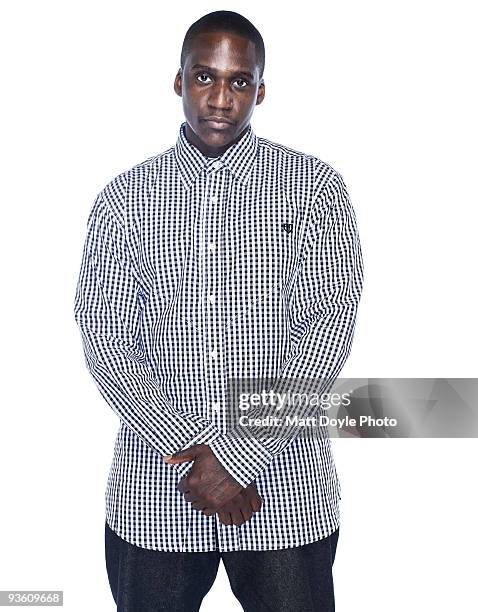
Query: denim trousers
105,520,339,612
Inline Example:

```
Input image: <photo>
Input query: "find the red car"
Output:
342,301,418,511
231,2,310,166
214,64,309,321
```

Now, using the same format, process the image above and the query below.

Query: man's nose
208,80,233,109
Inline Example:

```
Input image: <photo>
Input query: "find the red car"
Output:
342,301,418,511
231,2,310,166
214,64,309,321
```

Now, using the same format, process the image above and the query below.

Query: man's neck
184,122,249,157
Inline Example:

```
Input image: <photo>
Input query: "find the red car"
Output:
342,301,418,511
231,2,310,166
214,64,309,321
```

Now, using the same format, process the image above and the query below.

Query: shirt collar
174,121,259,189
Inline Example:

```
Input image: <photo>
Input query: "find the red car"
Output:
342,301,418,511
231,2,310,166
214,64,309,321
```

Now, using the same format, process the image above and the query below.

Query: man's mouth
202,116,235,130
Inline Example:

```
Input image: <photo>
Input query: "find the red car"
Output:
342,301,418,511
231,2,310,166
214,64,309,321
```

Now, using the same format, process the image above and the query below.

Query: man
74,10,364,612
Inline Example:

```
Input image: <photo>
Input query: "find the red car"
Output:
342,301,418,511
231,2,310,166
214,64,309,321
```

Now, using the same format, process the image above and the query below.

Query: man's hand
163,444,243,516
217,481,263,526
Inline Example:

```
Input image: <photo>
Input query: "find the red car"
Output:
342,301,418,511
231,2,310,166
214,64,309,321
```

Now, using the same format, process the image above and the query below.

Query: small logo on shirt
281,222,293,234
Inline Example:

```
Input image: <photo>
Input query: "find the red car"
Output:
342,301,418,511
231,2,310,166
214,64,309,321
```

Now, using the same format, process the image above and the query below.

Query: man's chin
198,127,235,147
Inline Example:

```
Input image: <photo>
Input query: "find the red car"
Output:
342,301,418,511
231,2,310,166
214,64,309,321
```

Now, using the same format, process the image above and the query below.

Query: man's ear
174,68,182,97
256,80,265,105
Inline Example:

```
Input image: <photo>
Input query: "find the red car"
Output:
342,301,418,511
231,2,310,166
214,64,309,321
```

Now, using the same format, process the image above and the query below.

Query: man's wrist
172,424,222,479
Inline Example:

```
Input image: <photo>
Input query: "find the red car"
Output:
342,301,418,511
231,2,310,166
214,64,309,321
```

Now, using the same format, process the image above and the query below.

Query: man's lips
201,116,235,129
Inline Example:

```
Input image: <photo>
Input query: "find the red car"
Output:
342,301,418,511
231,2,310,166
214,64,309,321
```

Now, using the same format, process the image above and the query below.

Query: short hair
180,11,265,79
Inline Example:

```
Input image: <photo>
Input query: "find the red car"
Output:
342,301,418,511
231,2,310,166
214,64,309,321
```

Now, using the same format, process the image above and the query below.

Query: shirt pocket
243,219,300,296
222,219,299,332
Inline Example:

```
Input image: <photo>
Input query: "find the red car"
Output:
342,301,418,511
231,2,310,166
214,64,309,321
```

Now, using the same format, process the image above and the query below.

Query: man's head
174,11,265,157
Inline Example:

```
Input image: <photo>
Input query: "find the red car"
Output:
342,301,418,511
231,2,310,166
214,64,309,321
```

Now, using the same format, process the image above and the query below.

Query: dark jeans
105,520,339,612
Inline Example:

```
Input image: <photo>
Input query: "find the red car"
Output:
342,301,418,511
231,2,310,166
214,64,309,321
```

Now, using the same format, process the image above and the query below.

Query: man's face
174,31,265,156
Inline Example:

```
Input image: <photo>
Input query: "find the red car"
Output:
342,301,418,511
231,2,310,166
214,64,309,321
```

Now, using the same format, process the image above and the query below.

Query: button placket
204,171,225,420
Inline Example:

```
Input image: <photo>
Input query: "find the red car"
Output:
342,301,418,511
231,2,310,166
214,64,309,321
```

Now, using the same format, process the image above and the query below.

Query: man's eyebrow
190,63,255,80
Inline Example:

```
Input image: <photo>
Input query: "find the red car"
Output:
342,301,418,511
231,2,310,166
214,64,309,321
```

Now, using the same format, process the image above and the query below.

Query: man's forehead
185,31,258,69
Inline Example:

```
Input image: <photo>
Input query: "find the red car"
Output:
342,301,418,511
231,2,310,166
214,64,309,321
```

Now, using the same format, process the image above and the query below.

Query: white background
1,1,477,610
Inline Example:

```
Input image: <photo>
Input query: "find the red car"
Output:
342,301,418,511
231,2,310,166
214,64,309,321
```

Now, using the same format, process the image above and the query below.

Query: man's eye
235,79,248,88
196,73,212,83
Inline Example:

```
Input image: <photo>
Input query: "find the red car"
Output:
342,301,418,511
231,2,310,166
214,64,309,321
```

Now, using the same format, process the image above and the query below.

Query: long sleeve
73,182,221,477
208,171,365,487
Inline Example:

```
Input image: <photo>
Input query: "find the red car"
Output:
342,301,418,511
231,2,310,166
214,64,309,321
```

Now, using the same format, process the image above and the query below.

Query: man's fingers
250,495,262,512
191,500,206,511
163,446,198,464
241,507,253,522
230,509,244,526
177,478,190,494
218,511,232,526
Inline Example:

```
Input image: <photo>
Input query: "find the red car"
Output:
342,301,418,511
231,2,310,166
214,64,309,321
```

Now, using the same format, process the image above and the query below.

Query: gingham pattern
73,121,364,551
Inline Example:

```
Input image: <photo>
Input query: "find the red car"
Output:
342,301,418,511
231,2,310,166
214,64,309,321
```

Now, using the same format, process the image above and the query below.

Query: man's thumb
163,447,197,464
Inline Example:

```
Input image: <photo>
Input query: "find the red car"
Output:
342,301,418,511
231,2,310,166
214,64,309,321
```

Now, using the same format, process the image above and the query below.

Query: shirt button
210,350,218,359
210,196,218,205
208,242,216,252
211,161,222,171
212,402,221,411
208,294,215,303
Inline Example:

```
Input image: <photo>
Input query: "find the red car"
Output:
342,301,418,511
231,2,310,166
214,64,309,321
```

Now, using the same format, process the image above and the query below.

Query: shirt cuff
172,423,222,480
208,434,274,488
